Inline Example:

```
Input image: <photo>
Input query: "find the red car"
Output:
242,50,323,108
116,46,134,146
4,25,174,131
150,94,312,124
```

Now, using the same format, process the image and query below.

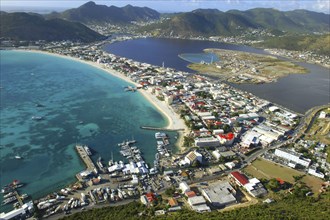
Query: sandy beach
17,49,189,152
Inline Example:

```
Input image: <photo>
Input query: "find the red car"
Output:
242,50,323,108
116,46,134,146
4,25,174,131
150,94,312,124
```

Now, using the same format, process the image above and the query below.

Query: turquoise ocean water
0,50,173,211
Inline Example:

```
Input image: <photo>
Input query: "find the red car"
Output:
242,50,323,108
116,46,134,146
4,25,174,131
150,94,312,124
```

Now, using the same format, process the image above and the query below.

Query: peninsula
186,49,308,84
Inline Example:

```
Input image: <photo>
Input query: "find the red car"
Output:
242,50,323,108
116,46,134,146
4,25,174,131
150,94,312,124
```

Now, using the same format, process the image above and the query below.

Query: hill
0,12,105,42
60,190,330,220
259,34,330,56
141,8,330,37
46,1,160,24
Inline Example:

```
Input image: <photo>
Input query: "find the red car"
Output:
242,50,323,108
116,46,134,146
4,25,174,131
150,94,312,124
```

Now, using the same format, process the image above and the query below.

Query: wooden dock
75,145,97,172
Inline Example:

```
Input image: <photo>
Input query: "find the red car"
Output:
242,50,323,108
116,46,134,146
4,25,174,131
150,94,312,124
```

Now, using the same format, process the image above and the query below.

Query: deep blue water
0,50,173,211
104,38,330,113
103,38,266,73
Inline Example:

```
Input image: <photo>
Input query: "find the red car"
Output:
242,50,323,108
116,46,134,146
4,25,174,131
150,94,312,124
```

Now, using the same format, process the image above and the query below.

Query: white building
275,148,311,167
195,137,220,147
0,201,34,220
308,166,325,179
187,196,211,212
179,181,190,193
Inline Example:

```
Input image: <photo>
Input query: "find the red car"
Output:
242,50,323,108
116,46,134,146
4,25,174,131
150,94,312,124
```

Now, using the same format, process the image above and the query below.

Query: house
185,190,197,198
145,192,157,203
230,172,267,197
140,195,148,205
168,198,179,207
230,171,249,186
179,181,190,193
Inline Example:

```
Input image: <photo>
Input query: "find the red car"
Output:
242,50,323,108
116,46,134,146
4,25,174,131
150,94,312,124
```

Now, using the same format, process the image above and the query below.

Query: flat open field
188,48,308,84
244,158,324,193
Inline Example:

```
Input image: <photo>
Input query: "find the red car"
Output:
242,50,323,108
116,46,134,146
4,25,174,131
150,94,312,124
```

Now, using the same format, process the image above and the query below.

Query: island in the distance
185,49,308,84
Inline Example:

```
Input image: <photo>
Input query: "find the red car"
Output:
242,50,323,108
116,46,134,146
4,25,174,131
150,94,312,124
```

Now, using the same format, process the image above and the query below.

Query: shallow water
0,50,173,211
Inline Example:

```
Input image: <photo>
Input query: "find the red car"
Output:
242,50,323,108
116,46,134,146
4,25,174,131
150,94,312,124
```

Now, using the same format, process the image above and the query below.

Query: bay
0,50,172,211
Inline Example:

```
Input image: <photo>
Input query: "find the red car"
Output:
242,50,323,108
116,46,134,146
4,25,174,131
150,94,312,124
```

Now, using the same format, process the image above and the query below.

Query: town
1,38,329,219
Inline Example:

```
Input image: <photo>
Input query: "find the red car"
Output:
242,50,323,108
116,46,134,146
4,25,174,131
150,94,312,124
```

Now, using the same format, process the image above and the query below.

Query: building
168,198,179,207
187,196,211,212
230,172,267,198
230,171,249,187
179,181,190,193
184,151,203,165
308,166,325,179
275,148,311,167
217,132,235,146
201,181,237,207
244,178,268,197
140,195,149,205
0,201,34,220
195,137,220,147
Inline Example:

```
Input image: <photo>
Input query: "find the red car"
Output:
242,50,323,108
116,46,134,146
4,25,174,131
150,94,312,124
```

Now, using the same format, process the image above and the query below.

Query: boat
2,196,17,205
1,180,24,194
15,155,22,160
31,116,44,121
97,157,104,170
83,146,92,156
4,192,15,199
155,132,167,139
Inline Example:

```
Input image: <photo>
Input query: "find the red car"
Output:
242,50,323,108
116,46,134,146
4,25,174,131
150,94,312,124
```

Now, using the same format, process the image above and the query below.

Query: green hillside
0,12,104,42
140,8,330,37
46,1,160,24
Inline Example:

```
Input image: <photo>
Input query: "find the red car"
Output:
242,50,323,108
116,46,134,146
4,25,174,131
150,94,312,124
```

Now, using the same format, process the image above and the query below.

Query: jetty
75,145,97,173
140,126,184,131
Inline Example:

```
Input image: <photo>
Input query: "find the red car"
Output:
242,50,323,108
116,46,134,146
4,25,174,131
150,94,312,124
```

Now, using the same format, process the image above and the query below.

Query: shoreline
13,49,189,152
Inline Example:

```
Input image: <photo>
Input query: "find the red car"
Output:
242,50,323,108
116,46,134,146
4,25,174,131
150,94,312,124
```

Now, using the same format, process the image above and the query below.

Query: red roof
219,132,235,140
146,193,157,202
231,171,249,185
276,178,285,185
185,191,196,198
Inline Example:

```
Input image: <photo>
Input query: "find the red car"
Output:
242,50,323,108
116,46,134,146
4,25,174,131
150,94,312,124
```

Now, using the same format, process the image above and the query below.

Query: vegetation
259,34,330,56
244,159,324,194
60,190,330,220
140,8,329,37
0,12,104,42
46,1,160,24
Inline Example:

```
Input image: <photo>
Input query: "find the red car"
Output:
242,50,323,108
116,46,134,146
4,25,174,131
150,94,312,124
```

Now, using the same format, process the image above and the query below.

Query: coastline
14,49,189,152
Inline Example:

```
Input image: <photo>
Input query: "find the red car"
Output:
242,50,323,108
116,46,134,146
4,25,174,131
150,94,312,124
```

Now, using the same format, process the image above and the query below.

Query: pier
75,145,97,173
140,126,184,131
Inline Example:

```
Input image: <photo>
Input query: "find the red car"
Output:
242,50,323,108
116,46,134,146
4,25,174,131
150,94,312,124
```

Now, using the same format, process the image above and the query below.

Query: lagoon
104,38,330,113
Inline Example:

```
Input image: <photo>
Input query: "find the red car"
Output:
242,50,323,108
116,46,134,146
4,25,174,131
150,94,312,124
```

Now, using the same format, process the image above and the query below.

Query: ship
1,180,24,193
83,146,92,156
31,116,44,121
15,155,22,160
3,192,15,199
2,196,17,205
155,132,167,139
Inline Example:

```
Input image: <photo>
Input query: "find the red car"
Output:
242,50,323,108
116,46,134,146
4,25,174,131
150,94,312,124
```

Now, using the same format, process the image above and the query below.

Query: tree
267,178,280,191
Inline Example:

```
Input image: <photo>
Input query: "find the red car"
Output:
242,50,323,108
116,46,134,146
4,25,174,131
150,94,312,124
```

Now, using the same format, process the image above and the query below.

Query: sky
1,0,330,13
